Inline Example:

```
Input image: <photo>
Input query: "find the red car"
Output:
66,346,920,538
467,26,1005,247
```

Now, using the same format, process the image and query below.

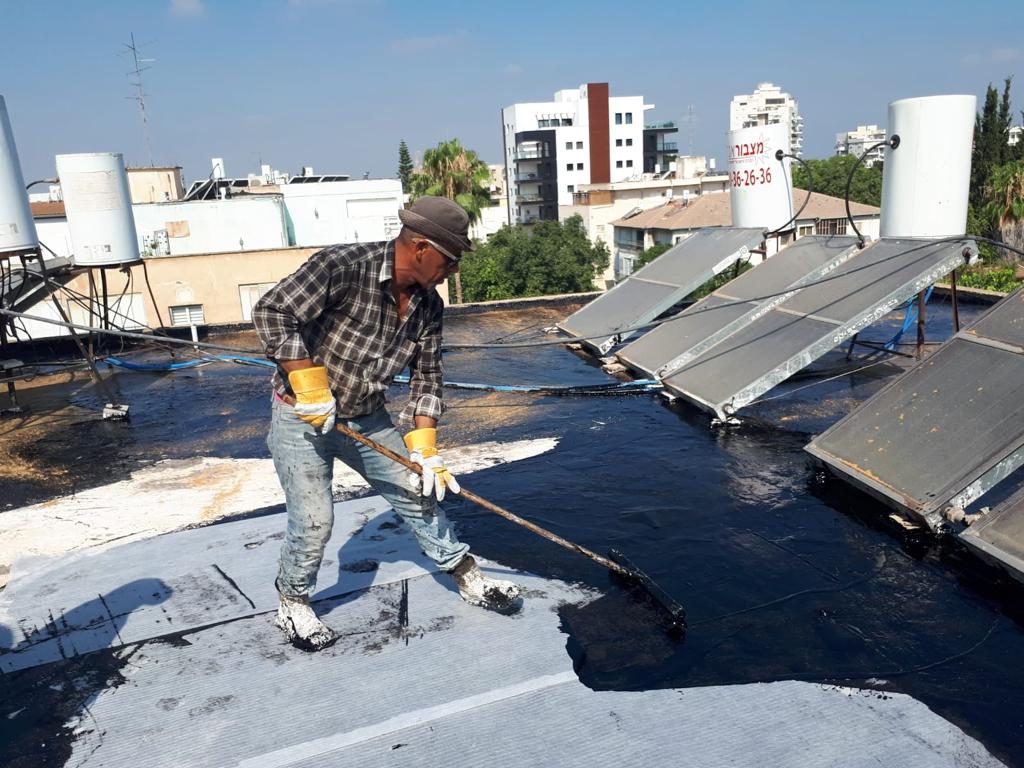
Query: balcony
517,193,547,203
514,172,541,182
655,142,678,153
645,121,676,131
514,148,550,161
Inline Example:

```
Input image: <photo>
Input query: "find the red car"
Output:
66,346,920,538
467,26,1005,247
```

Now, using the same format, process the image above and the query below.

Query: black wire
844,137,897,247
764,150,814,237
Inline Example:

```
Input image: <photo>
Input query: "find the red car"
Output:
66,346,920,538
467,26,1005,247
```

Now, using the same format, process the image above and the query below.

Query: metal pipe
951,269,961,333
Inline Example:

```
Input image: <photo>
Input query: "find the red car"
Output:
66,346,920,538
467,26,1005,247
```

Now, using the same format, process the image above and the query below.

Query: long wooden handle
334,422,632,578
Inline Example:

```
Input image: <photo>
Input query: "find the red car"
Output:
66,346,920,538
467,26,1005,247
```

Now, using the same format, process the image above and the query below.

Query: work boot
274,588,339,652
451,555,521,611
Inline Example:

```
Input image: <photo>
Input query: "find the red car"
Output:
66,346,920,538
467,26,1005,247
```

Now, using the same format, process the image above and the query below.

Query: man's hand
287,366,336,433
403,427,460,502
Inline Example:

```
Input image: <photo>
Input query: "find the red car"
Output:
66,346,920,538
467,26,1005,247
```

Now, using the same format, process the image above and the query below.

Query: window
561,118,573,126
815,218,849,235
625,112,633,124
576,141,583,149
626,138,633,146
565,141,573,150
626,160,633,167
616,160,623,168
566,163,574,171
576,162,584,170
615,113,623,125
797,225,814,237
239,282,277,321
615,139,623,147
170,304,205,326
567,185,574,193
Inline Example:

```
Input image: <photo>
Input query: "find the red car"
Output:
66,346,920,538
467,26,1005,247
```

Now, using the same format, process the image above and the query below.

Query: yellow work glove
287,366,337,433
403,427,460,502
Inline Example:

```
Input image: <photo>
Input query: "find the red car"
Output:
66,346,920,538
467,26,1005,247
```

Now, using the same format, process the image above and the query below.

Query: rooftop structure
729,82,804,157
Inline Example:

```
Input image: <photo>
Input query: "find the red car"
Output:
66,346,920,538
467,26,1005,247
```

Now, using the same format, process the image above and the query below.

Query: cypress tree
398,140,413,194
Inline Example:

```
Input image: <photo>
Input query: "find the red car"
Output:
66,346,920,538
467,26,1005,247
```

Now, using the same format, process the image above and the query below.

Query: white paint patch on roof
0,437,558,588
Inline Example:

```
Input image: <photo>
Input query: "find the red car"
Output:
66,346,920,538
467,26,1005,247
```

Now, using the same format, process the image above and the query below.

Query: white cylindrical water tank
0,96,39,256
728,122,793,231
880,95,976,238
56,152,140,267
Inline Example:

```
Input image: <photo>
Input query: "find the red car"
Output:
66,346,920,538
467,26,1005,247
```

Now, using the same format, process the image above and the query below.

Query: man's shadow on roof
0,578,172,767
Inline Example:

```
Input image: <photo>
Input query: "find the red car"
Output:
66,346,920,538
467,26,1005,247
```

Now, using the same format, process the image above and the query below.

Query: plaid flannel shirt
252,240,444,426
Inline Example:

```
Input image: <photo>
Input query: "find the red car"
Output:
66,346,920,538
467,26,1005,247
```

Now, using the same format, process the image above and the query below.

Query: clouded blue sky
3,0,1022,186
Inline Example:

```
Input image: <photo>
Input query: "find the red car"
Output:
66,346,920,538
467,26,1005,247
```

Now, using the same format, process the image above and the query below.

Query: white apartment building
1010,126,1023,147
730,82,804,157
502,83,674,225
835,125,887,166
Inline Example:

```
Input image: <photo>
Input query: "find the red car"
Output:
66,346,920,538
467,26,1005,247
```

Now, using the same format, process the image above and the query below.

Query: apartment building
501,83,676,225
730,82,804,157
835,125,887,166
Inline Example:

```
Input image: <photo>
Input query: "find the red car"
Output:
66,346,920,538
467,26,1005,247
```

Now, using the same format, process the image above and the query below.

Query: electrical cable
844,136,899,247
764,150,814,237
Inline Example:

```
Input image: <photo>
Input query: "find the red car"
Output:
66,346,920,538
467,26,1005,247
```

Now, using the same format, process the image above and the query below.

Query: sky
3,0,1023,187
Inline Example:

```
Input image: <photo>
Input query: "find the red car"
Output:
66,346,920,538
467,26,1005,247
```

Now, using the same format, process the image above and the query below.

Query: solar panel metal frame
959,483,1024,584
615,235,861,378
557,227,765,355
805,286,1024,528
660,237,976,421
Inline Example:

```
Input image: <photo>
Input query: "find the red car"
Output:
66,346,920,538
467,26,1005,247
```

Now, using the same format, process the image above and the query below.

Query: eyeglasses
423,238,459,264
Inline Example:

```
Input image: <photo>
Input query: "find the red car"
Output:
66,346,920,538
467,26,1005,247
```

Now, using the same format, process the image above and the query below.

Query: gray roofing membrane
557,227,764,354
616,234,860,377
660,237,975,419
806,288,1024,525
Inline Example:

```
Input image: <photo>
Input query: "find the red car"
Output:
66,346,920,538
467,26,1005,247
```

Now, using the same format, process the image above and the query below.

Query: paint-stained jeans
268,398,469,597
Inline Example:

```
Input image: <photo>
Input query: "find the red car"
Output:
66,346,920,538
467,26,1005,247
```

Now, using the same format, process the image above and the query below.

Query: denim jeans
268,398,470,597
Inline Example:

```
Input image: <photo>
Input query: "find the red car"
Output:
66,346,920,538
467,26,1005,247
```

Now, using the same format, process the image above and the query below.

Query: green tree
971,80,1016,208
397,140,413,193
409,139,492,302
791,155,884,206
458,216,609,302
982,160,1024,258
635,242,672,269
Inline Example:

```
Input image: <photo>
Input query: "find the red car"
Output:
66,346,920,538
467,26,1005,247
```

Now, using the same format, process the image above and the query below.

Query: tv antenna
123,32,156,166
680,105,697,156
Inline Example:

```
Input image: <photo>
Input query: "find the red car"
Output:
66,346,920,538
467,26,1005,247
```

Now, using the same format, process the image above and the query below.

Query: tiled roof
30,201,66,218
612,190,880,230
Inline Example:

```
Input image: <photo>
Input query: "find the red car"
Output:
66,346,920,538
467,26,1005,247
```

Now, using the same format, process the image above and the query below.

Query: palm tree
983,160,1024,259
410,139,492,302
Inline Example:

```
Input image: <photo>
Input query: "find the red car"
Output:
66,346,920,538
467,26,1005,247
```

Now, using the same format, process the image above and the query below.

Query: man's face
414,239,460,289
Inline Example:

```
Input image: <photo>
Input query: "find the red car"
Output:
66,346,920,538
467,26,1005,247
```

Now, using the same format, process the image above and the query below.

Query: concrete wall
280,180,403,247
133,198,289,256
127,168,185,203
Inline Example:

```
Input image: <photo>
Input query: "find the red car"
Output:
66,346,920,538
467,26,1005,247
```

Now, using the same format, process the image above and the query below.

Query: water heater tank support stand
32,252,129,420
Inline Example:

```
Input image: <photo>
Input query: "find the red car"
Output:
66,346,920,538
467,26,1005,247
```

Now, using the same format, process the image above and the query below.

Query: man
253,196,520,651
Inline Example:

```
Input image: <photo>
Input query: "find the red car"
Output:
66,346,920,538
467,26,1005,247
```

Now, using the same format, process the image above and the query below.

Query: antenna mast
680,104,697,156
124,33,155,166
